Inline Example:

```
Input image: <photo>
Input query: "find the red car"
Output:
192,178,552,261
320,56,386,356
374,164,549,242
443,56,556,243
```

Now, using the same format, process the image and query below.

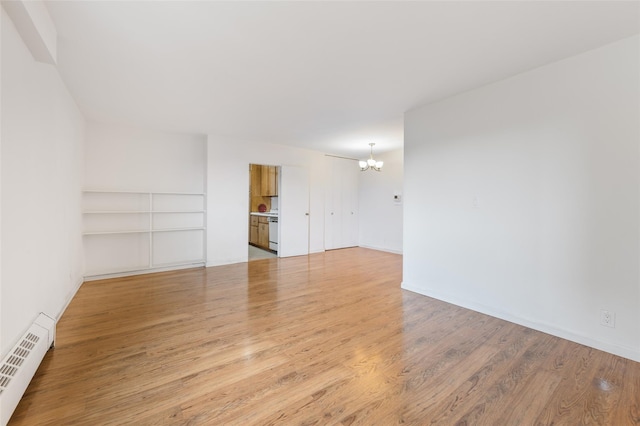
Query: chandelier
359,143,383,172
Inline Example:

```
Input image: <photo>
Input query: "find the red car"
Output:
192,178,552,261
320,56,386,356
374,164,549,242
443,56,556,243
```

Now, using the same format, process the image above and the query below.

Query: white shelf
83,220,206,234
152,227,206,233
150,260,206,269
83,190,206,277
84,189,205,195
84,262,206,281
84,230,149,235
83,211,204,214
84,210,151,214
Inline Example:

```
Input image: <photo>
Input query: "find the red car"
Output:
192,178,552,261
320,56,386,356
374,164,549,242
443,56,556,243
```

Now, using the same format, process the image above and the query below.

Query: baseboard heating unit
0,313,55,425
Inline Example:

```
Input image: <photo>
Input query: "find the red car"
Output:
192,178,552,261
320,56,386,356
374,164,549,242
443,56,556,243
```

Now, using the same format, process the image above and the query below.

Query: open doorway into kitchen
248,163,279,261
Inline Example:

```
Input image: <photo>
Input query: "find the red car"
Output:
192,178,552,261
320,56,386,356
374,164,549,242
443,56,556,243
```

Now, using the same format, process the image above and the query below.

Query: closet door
325,156,359,250
340,159,359,248
324,157,339,250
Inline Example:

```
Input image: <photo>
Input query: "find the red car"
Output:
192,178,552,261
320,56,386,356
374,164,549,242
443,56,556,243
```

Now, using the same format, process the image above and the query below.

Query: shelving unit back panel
152,230,205,266
153,212,204,230
83,192,150,212
152,193,204,211
84,233,150,275
84,212,149,233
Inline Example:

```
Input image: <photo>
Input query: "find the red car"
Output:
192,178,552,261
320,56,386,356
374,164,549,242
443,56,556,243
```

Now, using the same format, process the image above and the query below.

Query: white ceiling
45,1,639,158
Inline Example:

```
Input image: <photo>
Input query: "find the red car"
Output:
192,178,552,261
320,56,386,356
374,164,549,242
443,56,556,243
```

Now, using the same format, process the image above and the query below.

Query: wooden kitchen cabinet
250,164,278,198
251,165,262,198
261,166,278,196
249,216,259,245
250,215,270,250
258,217,269,248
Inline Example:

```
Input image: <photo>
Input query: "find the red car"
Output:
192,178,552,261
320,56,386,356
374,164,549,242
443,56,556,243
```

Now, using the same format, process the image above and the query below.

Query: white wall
207,136,326,266
1,8,85,356
403,35,640,361
358,149,403,253
84,122,206,193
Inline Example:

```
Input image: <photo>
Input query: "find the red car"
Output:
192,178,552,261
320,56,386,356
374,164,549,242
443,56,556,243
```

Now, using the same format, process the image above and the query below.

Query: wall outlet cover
600,309,615,328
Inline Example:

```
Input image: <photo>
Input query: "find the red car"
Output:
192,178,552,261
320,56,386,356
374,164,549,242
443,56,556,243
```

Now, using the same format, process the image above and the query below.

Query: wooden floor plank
8,248,640,425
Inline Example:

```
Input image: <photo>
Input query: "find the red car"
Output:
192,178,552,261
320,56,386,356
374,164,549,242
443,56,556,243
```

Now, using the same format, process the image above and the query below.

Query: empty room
1,1,639,424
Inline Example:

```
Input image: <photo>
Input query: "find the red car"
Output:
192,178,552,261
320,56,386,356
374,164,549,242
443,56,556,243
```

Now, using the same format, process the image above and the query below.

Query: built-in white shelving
83,190,206,278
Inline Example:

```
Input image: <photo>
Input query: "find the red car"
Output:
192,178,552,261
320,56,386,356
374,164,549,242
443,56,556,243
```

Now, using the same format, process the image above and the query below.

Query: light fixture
359,143,383,172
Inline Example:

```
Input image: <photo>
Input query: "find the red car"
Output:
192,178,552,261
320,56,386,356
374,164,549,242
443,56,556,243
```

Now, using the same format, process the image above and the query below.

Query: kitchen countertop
250,212,279,217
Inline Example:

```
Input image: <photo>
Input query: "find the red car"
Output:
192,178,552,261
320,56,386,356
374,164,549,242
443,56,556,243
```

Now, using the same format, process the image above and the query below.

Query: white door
340,158,359,247
325,156,359,250
324,157,339,250
279,165,310,257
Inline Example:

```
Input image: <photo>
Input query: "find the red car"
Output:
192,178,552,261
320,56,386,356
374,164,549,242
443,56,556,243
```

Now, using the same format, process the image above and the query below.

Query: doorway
248,164,280,261
247,163,311,261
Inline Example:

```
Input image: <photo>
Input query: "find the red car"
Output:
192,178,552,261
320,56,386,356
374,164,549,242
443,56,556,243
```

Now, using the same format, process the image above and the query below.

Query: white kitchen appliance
268,216,278,252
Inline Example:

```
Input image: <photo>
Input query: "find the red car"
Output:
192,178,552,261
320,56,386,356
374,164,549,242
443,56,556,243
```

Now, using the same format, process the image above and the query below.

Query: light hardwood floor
9,248,640,425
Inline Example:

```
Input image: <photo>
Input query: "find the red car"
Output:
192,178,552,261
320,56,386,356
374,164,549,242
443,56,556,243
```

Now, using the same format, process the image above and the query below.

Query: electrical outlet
600,310,615,328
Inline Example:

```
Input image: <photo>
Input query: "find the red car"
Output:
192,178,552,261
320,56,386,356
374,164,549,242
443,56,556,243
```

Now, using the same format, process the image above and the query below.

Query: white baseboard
206,257,248,267
358,244,403,255
401,281,640,363
56,276,84,321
